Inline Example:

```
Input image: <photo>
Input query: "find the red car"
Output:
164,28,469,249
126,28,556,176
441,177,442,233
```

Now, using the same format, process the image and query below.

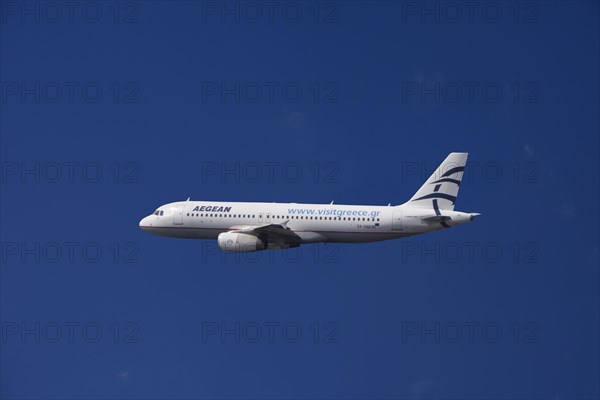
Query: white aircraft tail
406,152,468,211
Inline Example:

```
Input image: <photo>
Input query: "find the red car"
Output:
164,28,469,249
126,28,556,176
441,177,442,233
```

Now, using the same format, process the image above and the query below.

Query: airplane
139,153,480,252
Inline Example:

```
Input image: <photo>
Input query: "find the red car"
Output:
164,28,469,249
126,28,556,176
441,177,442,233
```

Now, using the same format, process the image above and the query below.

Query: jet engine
217,232,266,252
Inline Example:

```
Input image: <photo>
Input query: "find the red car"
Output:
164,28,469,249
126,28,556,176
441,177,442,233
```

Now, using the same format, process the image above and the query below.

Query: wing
232,221,303,246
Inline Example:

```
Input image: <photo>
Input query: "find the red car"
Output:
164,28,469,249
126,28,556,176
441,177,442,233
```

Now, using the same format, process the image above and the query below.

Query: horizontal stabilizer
422,215,451,222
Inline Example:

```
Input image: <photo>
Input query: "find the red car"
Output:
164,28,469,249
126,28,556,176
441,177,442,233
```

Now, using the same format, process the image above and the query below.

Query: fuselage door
391,210,403,231
173,206,183,225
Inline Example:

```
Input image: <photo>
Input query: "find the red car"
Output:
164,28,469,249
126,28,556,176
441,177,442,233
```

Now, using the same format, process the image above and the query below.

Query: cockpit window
160,211,164,216
154,211,159,215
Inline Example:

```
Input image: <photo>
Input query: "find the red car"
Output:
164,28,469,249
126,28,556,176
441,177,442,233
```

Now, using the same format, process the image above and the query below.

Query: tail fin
406,152,468,211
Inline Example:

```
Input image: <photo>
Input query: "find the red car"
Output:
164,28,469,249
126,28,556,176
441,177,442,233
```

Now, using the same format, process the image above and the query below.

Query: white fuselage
139,153,478,250
139,201,475,244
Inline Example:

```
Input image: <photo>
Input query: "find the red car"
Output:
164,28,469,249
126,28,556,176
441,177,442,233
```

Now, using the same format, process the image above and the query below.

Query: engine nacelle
217,232,266,252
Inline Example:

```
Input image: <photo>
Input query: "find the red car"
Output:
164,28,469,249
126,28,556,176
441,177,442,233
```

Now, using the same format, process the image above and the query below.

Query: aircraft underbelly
319,231,408,243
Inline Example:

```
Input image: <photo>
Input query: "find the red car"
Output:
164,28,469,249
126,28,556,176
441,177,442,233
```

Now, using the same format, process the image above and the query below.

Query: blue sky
1,1,599,398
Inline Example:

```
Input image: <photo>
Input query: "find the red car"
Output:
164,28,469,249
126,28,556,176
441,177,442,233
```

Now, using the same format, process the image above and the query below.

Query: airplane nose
139,216,151,230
